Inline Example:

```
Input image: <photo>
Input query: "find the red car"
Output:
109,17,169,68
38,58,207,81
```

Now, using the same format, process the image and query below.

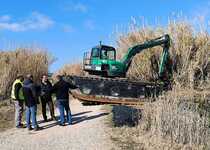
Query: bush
116,18,210,88
0,48,54,100
53,62,84,80
111,18,210,149
138,87,209,149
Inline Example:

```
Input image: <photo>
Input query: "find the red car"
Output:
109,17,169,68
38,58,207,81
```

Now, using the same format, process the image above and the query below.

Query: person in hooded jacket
22,74,41,131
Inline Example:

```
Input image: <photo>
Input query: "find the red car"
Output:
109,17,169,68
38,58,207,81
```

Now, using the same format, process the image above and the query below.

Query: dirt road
0,100,115,150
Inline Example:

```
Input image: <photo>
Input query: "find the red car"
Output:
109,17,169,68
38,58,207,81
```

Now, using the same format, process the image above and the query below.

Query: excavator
66,34,172,105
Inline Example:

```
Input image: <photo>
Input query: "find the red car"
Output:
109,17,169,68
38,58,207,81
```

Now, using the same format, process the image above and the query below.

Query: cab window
91,48,100,58
107,50,115,60
101,49,115,60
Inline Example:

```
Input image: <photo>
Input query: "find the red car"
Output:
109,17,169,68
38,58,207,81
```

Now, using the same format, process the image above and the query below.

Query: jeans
13,100,24,127
41,97,55,120
57,99,72,124
26,105,38,128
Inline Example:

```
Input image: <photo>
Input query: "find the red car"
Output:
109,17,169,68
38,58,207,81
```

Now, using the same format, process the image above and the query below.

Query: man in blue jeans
52,75,77,126
22,74,41,131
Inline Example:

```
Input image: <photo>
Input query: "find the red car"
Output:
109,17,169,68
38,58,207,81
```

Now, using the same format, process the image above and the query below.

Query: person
22,74,41,131
52,75,77,126
40,75,56,122
11,75,25,128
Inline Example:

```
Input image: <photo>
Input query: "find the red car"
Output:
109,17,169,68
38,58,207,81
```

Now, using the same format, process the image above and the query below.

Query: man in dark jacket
40,75,55,121
52,75,77,126
22,74,41,131
11,75,25,128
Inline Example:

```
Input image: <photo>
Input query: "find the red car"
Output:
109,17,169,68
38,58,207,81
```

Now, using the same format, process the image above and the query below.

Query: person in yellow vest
11,75,25,128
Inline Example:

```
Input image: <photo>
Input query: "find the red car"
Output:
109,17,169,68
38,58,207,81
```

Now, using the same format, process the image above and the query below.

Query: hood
23,79,33,87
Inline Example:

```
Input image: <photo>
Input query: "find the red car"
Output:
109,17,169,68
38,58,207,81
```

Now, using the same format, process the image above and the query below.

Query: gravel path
0,100,115,150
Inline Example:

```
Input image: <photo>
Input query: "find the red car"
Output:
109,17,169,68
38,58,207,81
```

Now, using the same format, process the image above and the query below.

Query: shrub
0,48,54,100
116,19,210,88
53,62,84,77
111,18,210,149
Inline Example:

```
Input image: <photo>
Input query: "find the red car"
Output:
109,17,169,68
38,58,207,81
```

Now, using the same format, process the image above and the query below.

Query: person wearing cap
22,74,41,131
52,75,77,126
11,75,25,128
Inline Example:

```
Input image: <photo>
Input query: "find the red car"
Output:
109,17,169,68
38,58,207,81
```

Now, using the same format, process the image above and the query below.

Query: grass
0,47,54,100
53,62,84,78
110,17,210,150
116,18,210,86
0,100,14,132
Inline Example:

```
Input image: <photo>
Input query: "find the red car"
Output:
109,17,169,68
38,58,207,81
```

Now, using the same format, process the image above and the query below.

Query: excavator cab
91,45,116,60
83,45,120,76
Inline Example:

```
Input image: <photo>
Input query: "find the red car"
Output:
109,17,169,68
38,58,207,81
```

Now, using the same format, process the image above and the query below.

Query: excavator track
66,75,166,105
71,90,147,105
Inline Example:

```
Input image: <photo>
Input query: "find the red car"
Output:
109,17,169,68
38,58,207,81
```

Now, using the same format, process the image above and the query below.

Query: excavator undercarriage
66,75,169,105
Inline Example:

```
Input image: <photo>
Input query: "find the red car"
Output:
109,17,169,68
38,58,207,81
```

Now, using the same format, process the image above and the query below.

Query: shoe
28,126,33,131
68,121,72,125
16,124,25,128
33,126,43,131
19,123,24,126
16,125,22,129
51,117,57,121
59,123,65,126
43,118,48,122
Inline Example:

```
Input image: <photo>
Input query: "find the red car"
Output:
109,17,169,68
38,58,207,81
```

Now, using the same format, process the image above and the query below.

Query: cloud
63,2,88,13
62,24,74,33
74,3,87,12
0,15,11,22
0,12,54,32
84,20,95,30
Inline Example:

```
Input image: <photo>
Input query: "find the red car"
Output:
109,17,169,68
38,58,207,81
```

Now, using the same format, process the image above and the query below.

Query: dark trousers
41,97,55,120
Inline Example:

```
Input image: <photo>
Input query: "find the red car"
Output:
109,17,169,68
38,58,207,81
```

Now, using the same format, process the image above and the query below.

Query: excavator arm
121,34,170,77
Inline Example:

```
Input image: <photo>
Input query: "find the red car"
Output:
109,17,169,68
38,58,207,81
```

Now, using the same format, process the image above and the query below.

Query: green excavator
67,34,172,105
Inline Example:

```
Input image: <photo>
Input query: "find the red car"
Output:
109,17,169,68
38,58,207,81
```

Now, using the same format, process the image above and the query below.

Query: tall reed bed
53,62,84,78
111,18,210,149
116,19,210,88
0,48,54,100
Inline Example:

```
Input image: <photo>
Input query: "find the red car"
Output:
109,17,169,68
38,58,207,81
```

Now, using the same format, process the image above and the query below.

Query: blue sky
0,0,209,72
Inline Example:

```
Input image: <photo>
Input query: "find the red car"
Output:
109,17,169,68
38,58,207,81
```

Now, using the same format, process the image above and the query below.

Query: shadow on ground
36,110,108,130
112,105,141,127
72,112,109,125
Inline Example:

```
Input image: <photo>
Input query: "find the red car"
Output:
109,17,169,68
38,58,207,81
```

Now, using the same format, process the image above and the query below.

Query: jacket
22,79,38,107
11,79,24,101
52,79,77,100
40,80,52,101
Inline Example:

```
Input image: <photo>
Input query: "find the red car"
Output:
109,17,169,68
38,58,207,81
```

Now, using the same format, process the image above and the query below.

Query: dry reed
53,62,84,78
0,47,54,100
116,19,210,88
111,18,210,149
